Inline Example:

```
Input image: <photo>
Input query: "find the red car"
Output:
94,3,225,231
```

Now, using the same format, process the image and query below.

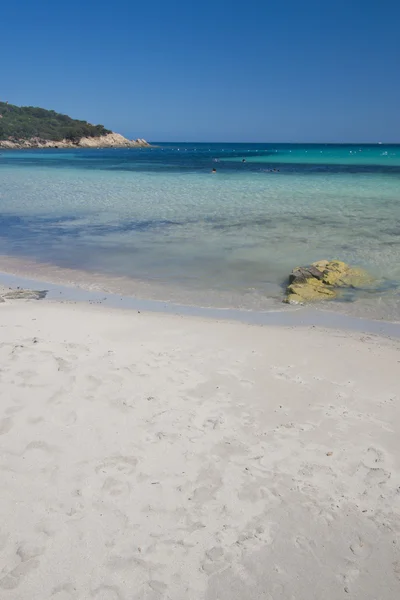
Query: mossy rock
312,260,373,288
286,278,337,304
284,260,373,304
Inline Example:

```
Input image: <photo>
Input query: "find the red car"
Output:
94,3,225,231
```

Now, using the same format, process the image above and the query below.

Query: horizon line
143,140,399,145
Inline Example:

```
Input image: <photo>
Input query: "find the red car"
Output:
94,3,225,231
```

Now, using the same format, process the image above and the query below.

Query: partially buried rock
284,260,373,304
2,289,48,301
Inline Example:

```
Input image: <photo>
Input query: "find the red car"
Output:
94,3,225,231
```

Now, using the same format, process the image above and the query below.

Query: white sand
0,297,400,599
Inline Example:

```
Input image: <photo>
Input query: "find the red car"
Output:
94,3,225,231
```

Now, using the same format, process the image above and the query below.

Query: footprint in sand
51,582,76,598
24,440,60,455
350,537,372,559
102,476,131,498
361,447,391,486
0,416,13,435
148,580,168,594
0,559,41,590
364,467,391,486
191,482,221,504
54,356,72,372
62,411,78,426
15,369,37,381
235,522,277,554
0,539,46,590
16,542,46,562
85,374,103,391
91,584,124,599
294,534,317,556
363,446,385,467
95,455,138,477
27,416,45,425
201,546,227,574
393,561,400,581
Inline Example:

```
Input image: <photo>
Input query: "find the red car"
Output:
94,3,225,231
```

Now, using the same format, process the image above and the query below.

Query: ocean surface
0,143,399,321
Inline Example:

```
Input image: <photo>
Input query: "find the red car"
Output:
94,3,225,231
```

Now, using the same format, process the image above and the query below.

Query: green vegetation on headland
0,101,111,142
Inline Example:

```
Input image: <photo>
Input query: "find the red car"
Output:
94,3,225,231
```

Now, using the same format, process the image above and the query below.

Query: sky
1,0,400,142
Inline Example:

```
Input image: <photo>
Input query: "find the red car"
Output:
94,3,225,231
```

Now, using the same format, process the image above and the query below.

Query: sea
0,143,399,322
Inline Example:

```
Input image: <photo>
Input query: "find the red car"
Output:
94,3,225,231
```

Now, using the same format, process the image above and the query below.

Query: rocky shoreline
0,132,151,149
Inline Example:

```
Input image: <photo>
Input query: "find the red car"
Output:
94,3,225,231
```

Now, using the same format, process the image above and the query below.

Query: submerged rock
285,260,373,304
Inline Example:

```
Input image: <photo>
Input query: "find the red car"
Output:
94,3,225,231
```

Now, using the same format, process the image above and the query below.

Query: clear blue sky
2,0,399,142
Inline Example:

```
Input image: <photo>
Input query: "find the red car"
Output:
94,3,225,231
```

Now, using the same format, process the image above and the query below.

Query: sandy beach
1,293,400,599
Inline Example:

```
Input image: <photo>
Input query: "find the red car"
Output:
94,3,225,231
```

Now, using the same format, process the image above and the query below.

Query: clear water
0,143,399,320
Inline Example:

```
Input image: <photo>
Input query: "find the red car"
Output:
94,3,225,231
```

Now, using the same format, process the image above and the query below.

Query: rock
286,278,337,304
78,133,132,148
0,133,151,149
133,138,151,147
313,260,372,288
2,289,48,300
288,265,324,285
284,260,373,304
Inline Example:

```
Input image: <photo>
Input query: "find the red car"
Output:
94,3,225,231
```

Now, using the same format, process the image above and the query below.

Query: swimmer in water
242,159,246,162
212,168,217,173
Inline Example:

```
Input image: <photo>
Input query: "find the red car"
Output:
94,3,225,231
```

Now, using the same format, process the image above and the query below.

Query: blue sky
1,0,399,142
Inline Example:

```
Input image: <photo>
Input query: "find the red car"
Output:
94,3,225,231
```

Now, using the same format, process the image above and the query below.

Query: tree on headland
0,101,111,141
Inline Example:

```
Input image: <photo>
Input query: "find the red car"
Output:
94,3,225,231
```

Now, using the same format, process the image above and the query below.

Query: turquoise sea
0,143,399,321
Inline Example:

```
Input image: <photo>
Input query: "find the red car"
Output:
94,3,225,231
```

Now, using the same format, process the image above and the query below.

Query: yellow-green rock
312,260,372,288
285,278,338,304
284,260,372,304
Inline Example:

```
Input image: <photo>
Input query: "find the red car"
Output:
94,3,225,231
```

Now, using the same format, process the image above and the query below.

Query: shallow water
0,143,399,320
2,270,400,339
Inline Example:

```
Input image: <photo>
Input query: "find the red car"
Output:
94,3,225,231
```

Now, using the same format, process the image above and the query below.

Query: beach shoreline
0,288,399,599
1,254,400,339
